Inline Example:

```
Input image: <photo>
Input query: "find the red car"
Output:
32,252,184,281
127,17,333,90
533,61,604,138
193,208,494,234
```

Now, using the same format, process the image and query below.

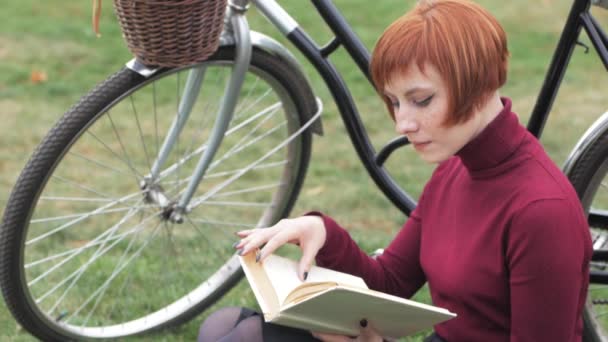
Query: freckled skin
383,63,501,164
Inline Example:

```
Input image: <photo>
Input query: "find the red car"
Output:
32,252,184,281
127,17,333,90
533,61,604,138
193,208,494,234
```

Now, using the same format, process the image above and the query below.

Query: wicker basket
113,0,228,67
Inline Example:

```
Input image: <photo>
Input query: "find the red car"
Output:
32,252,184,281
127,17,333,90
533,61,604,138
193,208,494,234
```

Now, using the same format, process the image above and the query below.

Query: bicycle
2,0,608,340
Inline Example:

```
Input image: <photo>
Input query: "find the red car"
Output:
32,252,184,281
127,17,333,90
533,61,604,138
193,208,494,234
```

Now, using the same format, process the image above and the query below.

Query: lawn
1,0,607,341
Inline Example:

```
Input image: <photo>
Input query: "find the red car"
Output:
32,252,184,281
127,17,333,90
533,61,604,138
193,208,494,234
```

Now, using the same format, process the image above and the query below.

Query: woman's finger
240,225,285,256
257,227,295,262
298,243,319,281
311,331,353,342
235,229,255,238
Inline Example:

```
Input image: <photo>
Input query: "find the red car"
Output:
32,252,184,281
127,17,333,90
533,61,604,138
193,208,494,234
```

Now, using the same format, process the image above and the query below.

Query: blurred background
1,0,607,340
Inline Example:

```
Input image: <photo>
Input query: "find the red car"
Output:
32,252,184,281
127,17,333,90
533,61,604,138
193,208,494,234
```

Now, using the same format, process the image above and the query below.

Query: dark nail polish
237,249,244,256
255,253,261,263
232,241,239,249
303,272,308,281
359,319,367,328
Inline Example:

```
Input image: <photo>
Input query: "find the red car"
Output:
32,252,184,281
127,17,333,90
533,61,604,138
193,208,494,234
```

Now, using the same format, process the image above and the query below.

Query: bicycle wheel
566,130,608,342
0,46,314,340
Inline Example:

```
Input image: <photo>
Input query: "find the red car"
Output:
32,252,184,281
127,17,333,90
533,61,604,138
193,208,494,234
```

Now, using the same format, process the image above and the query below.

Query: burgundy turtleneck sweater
312,98,592,341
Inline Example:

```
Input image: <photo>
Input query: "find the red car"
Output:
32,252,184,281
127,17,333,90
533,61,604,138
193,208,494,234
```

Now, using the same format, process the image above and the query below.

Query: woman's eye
414,95,434,107
391,101,400,108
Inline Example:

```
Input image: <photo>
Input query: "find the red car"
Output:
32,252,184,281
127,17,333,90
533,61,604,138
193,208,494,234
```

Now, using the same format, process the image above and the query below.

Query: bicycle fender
563,110,608,175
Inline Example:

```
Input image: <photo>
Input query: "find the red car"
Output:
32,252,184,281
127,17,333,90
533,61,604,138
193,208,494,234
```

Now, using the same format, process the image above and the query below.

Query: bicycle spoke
233,87,272,124
184,215,219,248
25,224,154,269
85,129,143,182
211,120,286,167
68,151,134,179
188,109,319,210
184,213,248,255
196,200,272,207
107,111,145,180
27,191,142,245
50,175,114,200
81,220,150,326
153,102,280,185
182,100,214,168
65,221,164,323
232,76,261,121
203,160,288,180
30,206,157,289
39,196,116,203
205,115,284,176
30,205,147,224
225,102,281,136
212,182,284,199
130,95,153,174
46,207,142,315
187,218,257,228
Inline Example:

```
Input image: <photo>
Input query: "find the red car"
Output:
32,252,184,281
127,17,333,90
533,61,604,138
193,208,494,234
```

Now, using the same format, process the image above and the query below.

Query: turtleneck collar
456,97,527,175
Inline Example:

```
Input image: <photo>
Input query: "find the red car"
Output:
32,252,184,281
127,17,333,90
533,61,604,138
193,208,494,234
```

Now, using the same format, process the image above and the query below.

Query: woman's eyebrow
404,87,433,96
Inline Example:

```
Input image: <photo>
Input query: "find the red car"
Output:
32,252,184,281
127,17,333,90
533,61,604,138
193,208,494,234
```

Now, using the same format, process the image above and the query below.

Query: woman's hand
311,320,385,342
235,215,326,280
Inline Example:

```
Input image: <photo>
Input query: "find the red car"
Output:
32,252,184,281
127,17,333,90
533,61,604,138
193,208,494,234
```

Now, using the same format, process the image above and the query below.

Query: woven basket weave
113,0,228,67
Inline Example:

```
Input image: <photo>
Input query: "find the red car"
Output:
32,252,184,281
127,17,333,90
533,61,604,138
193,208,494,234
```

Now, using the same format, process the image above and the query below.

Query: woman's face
384,63,486,164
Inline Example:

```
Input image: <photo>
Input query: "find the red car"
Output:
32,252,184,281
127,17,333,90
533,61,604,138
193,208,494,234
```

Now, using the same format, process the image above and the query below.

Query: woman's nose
394,110,419,135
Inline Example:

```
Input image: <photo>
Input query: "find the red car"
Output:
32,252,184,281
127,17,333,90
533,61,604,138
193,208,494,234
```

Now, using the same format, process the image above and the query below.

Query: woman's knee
198,307,246,342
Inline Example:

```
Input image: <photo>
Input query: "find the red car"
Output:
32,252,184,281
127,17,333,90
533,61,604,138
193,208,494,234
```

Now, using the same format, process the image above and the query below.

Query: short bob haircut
370,0,509,126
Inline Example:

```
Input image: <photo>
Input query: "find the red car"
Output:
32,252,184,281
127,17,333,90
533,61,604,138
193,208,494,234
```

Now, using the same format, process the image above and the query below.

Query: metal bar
175,8,253,215
320,37,341,57
590,269,608,283
592,250,608,262
311,0,373,84
287,28,416,215
149,67,206,180
590,209,608,228
581,13,608,70
252,0,298,35
527,0,590,137
376,136,410,167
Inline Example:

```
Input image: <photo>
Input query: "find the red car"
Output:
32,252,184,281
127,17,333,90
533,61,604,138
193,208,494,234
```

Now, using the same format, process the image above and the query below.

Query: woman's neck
468,91,504,141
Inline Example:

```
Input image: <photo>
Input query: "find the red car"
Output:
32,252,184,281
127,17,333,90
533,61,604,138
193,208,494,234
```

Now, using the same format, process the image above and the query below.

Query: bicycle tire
0,46,314,340
566,130,608,342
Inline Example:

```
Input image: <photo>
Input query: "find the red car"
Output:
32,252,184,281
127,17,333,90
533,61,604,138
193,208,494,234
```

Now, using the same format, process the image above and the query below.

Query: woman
198,0,592,341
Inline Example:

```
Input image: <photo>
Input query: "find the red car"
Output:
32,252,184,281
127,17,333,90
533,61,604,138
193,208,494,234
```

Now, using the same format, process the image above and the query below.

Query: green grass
1,0,608,341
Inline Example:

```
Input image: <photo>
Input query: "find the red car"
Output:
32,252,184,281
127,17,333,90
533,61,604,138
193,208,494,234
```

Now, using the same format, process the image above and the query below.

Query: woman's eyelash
414,95,434,106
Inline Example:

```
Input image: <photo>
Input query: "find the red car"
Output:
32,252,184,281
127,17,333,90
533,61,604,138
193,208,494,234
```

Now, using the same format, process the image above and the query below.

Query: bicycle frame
139,0,608,224
251,0,608,218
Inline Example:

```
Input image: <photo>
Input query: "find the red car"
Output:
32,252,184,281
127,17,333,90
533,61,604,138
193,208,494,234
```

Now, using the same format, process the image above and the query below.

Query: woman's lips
412,141,431,151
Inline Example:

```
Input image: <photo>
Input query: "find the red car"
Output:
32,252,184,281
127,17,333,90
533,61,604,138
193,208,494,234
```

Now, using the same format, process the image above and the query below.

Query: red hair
370,0,509,125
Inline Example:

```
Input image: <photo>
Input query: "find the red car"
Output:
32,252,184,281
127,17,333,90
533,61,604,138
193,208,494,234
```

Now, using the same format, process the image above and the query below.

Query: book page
277,286,456,339
239,252,281,318
261,254,368,306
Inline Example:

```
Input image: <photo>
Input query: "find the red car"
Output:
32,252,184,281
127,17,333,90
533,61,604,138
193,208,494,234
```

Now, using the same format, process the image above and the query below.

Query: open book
239,252,456,339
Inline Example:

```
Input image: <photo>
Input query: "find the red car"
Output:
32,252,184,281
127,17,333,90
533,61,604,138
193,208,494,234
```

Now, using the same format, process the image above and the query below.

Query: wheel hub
140,179,183,223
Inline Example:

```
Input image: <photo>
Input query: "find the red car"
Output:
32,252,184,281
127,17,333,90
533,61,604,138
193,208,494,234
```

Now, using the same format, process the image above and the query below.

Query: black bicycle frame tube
527,0,591,137
311,0,372,83
581,13,608,70
286,3,416,214
287,28,417,215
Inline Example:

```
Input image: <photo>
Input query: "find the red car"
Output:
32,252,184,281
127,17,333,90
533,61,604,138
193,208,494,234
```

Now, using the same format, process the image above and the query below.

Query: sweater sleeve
507,199,590,342
308,210,426,299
